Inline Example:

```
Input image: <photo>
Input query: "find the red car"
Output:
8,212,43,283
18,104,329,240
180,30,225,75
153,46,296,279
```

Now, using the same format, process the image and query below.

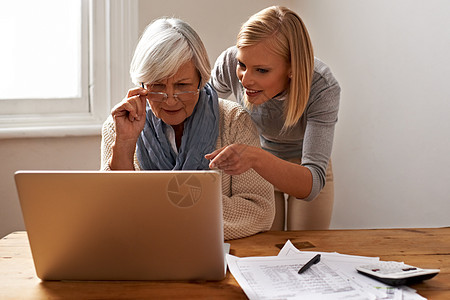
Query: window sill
0,113,106,139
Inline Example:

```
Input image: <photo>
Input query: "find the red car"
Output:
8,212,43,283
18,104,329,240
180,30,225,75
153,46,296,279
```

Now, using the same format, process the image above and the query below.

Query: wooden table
1,228,449,299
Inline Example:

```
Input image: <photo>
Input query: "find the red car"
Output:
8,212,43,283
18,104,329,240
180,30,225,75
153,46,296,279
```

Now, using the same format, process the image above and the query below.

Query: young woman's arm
206,145,312,199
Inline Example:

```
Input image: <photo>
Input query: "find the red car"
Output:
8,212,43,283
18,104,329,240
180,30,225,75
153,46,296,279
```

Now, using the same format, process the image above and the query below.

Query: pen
298,254,321,274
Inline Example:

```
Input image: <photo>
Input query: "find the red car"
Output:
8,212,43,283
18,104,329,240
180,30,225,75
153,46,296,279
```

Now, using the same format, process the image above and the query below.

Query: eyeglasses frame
140,81,201,103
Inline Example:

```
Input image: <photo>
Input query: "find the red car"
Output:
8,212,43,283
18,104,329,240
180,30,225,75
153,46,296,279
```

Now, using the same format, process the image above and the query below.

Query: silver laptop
14,170,225,281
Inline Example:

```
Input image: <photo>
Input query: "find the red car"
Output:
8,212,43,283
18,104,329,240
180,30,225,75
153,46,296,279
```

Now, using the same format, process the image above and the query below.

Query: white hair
130,18,210,88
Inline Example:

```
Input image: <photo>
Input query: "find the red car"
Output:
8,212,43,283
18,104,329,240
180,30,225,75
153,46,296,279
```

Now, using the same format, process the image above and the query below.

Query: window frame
0,0,138,139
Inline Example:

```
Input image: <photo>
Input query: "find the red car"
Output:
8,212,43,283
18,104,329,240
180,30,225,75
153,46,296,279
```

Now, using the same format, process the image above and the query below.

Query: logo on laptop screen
167,174,202,208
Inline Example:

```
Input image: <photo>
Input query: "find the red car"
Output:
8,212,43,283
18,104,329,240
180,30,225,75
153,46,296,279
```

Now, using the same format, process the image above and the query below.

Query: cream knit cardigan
101,98,275,240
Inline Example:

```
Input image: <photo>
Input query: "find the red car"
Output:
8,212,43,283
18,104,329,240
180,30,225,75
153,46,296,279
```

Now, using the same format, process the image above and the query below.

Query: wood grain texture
1,228,449,299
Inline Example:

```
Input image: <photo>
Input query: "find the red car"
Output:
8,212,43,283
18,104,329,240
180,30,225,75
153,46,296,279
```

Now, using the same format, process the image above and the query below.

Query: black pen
298,254,321,274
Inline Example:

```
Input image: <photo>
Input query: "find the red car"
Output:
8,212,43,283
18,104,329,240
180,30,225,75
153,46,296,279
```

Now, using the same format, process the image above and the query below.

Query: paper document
226,240,426,300
227,254,372,299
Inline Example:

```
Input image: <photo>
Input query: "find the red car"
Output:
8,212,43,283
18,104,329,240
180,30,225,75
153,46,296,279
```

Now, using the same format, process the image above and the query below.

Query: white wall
294,0,450,228
2,0,449,238
0,136,100,238
137,0,292,70
137,0,450,229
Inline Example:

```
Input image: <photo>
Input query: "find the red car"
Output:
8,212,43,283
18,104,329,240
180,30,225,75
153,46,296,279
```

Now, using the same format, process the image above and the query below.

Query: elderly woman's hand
111,87,148,143
205,144,255,175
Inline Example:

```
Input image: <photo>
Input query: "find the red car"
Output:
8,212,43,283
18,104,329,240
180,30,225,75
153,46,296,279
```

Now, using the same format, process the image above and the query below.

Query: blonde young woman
101,18,274,240
207,6,340,230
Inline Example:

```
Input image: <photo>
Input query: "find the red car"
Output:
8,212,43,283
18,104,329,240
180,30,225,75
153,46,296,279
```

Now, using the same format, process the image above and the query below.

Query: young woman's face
145,60,200,126
236,39,291,105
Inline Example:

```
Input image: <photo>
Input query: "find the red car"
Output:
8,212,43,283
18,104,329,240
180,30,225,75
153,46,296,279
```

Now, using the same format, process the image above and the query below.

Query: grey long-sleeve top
210,46,340,201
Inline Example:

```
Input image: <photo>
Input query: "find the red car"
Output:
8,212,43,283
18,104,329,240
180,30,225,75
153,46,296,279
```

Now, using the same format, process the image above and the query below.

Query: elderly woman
100,18,274,240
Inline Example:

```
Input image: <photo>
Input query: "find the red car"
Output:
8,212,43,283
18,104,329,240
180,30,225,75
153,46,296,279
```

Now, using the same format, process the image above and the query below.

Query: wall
0,136,100,238
2,0,449,238
137,0,292,69
137,0,450,229
293,0,450,228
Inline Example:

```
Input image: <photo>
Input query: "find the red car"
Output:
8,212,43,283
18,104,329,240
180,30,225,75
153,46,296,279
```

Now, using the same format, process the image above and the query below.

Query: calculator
356,261,440,286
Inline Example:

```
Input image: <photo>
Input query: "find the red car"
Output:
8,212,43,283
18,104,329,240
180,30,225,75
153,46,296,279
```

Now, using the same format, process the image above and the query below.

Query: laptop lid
15,170,225,281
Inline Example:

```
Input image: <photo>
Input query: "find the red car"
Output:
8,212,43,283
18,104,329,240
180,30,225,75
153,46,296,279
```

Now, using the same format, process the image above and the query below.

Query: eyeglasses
141,83,199,103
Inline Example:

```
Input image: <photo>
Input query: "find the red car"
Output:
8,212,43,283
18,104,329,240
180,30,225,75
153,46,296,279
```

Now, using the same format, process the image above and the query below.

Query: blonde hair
130,18,210,88
237,6,314,129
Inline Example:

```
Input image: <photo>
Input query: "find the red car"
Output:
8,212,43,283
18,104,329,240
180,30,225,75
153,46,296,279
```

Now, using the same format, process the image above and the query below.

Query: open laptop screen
15,170,225,281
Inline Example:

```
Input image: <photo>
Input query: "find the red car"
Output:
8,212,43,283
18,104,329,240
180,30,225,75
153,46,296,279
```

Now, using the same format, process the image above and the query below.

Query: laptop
14,170,225,281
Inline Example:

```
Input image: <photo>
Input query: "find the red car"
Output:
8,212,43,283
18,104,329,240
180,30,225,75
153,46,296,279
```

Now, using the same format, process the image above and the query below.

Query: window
0,0,88,115
0,0,138,138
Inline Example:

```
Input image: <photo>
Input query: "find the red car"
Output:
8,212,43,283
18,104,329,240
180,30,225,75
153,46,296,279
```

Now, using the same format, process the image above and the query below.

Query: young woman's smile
236,38,291,105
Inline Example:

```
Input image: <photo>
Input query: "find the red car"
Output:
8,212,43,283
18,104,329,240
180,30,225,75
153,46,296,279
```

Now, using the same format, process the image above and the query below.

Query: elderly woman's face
146,60,200,126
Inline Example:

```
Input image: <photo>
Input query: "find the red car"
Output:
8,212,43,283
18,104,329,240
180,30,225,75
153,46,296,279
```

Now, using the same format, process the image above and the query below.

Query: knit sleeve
100,116,141,171
218,99,275,240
